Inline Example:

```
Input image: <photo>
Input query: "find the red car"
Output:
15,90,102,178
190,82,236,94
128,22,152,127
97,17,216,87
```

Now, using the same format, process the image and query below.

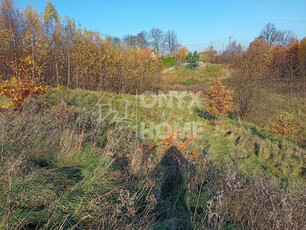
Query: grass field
1,64,305,229
42,89,306,182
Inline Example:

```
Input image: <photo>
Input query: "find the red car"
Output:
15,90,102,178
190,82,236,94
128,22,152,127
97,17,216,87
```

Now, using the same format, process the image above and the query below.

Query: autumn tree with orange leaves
0,1,48,111
271,45,287,79
0,0,163,94
0,76,48,110
175,46,188,65
299,38,306,96
205,79,235,116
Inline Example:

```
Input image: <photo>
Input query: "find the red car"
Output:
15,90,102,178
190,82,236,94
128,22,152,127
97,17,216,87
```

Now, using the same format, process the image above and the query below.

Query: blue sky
16,0,306,52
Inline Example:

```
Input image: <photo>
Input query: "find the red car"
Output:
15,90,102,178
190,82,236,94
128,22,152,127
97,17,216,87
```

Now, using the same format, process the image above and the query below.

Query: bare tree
258,23,294,48
163,29,180,56
106,36,121,46
258,23,281,48
136,31,148,49
222,40,243,63
230,69,260,119
123,34,137,47
279,30,295,47
149,28,164,53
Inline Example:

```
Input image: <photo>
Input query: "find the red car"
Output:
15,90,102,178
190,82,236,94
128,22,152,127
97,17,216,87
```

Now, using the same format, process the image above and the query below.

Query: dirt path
162,67,176,74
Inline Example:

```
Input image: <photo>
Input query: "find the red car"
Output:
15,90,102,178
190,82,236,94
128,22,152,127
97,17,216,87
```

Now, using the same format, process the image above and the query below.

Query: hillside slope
0,89,305,229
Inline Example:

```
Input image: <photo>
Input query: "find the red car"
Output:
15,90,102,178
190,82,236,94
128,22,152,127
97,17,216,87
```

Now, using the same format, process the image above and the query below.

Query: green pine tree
186,51,200,69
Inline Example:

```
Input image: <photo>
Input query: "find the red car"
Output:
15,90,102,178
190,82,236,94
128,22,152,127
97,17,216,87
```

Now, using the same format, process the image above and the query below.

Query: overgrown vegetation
0,0,305,229
0,91,305,229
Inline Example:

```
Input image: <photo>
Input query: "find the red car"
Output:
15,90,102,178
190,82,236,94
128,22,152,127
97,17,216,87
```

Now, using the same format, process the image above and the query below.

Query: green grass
180,79,199,86
1,87,305,229
41,89,306,183
160,63,224,91
205,64,222,77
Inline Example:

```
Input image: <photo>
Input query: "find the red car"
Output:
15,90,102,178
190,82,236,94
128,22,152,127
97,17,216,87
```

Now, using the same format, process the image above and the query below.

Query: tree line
121,28,181,56
0,0,166,93
206,23,306,118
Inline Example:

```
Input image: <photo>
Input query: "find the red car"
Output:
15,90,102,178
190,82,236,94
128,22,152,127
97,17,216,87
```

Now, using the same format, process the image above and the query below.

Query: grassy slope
1,64,305,228
162,64,306,144
1,88,305,229
159,63,225,92
43,89,305,183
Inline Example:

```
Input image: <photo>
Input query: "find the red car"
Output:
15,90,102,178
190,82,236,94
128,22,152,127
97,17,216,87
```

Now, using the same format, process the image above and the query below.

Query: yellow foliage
205,79,235,116
270,115,298,140
0,77,48,111
57,85,67,91
175,47,189,64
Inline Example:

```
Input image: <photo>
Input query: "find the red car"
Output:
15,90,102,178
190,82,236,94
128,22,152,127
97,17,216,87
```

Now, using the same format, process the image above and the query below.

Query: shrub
270,115,298,140
0,77,48,111
205,79,235,116
229,70,260,119
160,121,198,161
189,157,306,229
162,56,176,67
196,109,217,121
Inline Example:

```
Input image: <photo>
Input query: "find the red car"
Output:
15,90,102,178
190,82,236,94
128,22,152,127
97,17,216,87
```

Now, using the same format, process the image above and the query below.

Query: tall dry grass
0,99,305,229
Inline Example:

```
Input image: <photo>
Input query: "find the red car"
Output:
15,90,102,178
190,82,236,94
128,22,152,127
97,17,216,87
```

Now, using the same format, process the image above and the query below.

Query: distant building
141,49,161,60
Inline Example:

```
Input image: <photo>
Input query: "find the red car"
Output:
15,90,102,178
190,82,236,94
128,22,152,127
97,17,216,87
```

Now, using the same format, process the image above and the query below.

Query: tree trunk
290,57,294,98
55,61,59,86
303,59,306,97
67,50,70,89
303,69,306,97
32,35,35,79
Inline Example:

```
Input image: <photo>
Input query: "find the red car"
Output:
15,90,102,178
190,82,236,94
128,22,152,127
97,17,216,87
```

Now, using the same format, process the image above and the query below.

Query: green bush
162,56,176,67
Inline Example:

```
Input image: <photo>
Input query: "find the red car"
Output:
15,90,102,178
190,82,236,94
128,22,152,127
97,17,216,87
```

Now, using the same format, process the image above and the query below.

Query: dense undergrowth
0,90,305,229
